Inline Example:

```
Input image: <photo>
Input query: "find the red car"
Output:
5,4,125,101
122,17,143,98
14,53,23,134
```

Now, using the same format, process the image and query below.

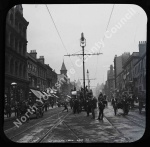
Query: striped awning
30,89,42,99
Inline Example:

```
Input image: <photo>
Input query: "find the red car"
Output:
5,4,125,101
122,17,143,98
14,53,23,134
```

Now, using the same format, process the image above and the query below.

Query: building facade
133,41,146,94
5,5,29,104
27,51,38,90
122,52,140,92
114,52,130,89
114,41,146,95
107,65,115,100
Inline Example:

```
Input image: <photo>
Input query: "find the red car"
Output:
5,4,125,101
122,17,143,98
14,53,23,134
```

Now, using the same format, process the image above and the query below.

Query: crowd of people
4,97,55,119
66,91,108,121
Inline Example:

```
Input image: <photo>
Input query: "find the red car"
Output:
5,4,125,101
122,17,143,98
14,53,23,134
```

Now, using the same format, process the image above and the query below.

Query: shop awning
30,89,42,99
37,91,45,98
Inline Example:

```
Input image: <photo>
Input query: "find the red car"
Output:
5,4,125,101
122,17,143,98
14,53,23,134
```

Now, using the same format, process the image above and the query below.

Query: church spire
60,60,67,75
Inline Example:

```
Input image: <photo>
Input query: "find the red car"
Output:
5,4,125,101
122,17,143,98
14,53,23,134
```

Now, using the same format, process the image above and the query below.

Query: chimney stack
30,50,37,59
38,56,45,64
139,41,146,57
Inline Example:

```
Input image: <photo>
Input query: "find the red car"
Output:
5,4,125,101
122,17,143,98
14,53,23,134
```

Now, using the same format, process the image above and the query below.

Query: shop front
5,75,29,107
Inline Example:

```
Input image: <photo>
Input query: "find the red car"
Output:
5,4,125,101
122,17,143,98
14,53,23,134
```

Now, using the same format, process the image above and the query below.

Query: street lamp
80,33,86,107
11,82,17,102
80,32,86,47
11,82,17,89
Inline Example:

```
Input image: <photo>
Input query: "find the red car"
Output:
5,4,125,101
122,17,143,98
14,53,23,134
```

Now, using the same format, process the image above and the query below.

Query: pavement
4,105,57,122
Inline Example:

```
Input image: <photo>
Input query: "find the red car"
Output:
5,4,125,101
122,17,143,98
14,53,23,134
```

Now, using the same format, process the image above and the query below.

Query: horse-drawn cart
30,101,44,119
112,98,130,115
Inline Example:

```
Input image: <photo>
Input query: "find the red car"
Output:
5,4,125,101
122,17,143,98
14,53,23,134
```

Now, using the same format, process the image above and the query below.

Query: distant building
133,41,146,94
57,60,71,97
115,41,146,95
107,65,115,100
114,52,130,89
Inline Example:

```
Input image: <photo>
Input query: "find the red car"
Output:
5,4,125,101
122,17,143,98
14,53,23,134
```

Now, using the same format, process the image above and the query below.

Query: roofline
122,53,140,68
134,52,146,66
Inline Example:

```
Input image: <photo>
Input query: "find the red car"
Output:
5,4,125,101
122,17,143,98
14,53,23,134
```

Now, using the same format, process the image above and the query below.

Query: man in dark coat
86,98,91,117
91,97,97,119
97,97,105,120
62,102,68,112
73,98,79,114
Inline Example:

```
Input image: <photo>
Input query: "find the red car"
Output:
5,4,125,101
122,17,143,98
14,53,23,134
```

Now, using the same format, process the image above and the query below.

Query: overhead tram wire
45,4,68,54
45,5,80,80
93,4,115,83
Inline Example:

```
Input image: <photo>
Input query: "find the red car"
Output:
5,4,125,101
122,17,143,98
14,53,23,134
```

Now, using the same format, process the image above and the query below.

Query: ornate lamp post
80,32,86,103
11,82,18,103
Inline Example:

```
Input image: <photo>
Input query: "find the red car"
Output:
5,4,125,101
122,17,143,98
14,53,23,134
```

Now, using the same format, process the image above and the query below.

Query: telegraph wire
93,4,115,83
45,5,68,54
45,5,80,80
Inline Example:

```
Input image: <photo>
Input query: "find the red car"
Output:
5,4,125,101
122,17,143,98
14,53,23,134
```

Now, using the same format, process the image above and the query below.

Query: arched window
19,63,22,77
23,65,26,78
19,42,22,54
17,40,20,53
10,13,14,25
15,61,18,76
13,37,15,49
10,58,14,74
5,55,9,73
19,23,22,33
15,38,18,52
10,33,13,47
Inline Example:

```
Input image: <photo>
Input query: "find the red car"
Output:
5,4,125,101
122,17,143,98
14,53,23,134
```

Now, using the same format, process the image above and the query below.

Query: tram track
4,107,61,133
121,114,145,128
103,115,130,142
37,112,71,143
6,109,64,141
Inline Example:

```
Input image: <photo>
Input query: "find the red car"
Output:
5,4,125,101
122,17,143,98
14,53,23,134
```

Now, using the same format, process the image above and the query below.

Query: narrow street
4,103,145,143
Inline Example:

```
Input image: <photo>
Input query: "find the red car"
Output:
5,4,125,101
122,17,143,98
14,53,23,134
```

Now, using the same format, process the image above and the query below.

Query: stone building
133,41,146,94
27,51,38,90
114,52,130,89
107,65,115,100
5,5,29,104
37,56,47,91
57,60,71,99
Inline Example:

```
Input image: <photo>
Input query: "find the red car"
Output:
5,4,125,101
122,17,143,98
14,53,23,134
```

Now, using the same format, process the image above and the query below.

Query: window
32,65,34,71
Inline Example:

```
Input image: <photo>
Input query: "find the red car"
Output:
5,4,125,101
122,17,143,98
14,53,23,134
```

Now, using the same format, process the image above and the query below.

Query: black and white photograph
4,4,147,143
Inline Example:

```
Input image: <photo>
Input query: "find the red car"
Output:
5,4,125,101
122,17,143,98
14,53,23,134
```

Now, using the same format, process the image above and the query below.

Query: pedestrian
97,99,105,120
73,98,79,114
86,98,91,117
78,99,81,113
91,97,97,119
62,102,68,112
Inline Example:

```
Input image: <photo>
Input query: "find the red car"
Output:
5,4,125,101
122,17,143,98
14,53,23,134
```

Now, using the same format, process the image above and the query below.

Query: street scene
4,4,146,143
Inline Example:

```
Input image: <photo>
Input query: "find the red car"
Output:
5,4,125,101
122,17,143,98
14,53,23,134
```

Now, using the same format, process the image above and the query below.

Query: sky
22,4,147,87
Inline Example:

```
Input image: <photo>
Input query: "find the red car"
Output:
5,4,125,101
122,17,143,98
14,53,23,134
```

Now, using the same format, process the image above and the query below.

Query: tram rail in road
37,112,71,143
5,109,64,141
4,107,61,133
